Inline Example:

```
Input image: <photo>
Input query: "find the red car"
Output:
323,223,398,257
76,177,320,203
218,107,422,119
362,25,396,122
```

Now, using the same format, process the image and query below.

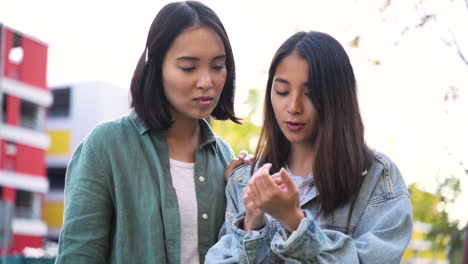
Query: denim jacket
205,152,413,264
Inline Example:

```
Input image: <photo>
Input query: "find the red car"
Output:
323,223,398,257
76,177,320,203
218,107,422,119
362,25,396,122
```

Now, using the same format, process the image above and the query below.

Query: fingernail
239,150,247,158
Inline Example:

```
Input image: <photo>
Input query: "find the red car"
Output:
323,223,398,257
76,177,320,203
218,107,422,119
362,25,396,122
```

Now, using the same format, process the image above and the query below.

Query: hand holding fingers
279,168,299,194
271,172,286,190
242,187,265,230
249,167,302,225
248,163,273,202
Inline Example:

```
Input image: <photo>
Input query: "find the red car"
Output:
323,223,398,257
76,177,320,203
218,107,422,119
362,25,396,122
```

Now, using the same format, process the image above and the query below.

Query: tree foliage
211,89,261,155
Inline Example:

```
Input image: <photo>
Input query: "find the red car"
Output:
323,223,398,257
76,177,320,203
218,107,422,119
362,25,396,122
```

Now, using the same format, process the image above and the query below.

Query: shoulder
224,163,252,203
75,114,139,159
215,136,234,157
227,163,253,186
366,151,409,202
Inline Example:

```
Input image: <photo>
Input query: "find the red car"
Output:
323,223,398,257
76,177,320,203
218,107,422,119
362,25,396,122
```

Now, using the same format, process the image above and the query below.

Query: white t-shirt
170,159,199,264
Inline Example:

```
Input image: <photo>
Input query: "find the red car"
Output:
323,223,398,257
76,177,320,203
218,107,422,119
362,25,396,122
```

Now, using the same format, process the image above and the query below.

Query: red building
0,24,51,254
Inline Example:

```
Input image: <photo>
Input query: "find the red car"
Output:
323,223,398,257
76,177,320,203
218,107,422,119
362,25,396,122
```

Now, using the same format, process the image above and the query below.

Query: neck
287,142,315,177
166,111,201,162
167,119,200,142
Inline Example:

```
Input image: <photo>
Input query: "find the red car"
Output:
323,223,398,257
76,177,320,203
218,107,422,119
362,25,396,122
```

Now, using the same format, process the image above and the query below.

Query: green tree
408,179,466,263
211,88,261,155
427,176,465,263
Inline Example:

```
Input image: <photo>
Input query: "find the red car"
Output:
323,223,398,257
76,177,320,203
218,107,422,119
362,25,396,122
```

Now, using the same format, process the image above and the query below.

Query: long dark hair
130,1,240,130
253,31,373,215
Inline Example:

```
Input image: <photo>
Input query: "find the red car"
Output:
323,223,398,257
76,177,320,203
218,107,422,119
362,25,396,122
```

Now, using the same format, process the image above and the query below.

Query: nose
287,94,303,115
196,71,213,90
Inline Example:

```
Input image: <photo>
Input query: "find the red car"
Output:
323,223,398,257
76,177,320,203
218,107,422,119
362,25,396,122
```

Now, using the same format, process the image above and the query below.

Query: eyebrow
176,56,200,61
274,77,309,87
274,77,290,84
212,54,226,61
176,54,226,61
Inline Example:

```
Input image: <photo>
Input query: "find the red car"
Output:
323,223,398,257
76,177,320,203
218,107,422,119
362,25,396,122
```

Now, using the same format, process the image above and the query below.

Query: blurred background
0,0,467,263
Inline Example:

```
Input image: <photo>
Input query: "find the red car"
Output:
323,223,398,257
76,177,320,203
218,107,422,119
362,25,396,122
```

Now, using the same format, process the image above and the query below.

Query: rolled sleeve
270,194,412,263
232,213,270,263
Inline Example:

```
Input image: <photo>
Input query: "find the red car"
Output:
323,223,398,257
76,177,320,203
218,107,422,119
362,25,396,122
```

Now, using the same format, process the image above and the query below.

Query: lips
285,121,305,131
193,96,214,106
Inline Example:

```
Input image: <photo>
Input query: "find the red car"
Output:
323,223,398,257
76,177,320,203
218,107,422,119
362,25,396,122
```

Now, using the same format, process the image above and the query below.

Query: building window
15,190,41,219
49,87,71,118
1,94,7,123
9,32,24,65
20,99,44,130
47,167,66,191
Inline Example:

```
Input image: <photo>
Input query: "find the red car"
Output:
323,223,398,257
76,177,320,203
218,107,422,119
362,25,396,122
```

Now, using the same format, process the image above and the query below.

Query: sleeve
269,163,413,263
55,137,114,263
205,175,271,264
270,195,412,263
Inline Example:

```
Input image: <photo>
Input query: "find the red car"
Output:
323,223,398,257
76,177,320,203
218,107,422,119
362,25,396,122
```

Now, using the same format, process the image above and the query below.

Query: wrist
244,214,265,231
282,208,305,232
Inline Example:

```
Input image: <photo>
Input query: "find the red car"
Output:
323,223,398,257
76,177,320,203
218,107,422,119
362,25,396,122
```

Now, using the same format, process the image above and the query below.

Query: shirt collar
129,110,218,152
129,110,150,135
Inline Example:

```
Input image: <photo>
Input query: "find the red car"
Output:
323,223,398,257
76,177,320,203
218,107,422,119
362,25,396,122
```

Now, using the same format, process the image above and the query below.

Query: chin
285,136,308,145
192,111,212,120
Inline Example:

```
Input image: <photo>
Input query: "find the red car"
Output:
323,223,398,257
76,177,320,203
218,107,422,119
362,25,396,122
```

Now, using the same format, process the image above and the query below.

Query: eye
180,67,196,72
275,91,289,96
212,65,225,71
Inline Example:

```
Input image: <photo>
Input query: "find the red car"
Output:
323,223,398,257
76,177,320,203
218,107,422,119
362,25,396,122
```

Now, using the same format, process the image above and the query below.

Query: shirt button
202,213,208,220
199,176,205,182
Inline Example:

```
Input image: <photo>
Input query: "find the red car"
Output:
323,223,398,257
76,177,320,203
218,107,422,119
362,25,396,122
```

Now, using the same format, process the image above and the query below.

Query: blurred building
0,24,51,254
44,82,130,240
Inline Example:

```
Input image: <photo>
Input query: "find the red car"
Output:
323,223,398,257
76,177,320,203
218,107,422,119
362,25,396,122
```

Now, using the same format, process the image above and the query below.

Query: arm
205,169,271,264
55,138,114,263
270,194,412,263
269,159,413,263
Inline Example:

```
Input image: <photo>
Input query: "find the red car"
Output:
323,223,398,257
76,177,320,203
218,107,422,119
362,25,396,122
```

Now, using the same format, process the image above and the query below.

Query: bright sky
1,0,467,223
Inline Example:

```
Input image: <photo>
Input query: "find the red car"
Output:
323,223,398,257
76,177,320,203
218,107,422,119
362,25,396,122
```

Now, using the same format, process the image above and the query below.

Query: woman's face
162,26,227,122
271,52,319,146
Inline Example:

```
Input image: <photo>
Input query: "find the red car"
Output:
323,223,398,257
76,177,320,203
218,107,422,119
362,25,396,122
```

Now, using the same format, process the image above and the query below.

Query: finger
261,163,272,173
244,154,254,163
238,150,248,159
271,173,286,189
257,171,282,199
250,163,272,182
280,168,297,192
248,180,261,200
225,158,243,180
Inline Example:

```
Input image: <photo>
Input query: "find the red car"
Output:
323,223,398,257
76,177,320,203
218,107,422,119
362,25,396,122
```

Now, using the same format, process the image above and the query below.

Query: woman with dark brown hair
206,31,413,263
55,2,249,263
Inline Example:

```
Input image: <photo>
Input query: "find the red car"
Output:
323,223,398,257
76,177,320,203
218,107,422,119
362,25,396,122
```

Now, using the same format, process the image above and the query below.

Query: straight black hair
130,1,240,130
253,31,373,215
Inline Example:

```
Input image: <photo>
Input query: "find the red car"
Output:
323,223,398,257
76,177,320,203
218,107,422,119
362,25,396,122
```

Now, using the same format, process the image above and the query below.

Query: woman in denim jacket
205,31,413,263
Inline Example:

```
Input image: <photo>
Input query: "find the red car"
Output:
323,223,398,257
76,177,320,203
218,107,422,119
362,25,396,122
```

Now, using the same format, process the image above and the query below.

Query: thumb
261,163,272,173
280,168,296,192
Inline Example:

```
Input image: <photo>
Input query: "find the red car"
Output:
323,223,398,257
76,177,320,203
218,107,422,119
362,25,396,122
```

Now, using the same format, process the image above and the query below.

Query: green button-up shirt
55,111,233,264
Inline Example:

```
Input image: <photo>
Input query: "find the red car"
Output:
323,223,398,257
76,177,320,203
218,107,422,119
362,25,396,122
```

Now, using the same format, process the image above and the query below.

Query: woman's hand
248,164,304,232
224,150,254,181
242,164,288,231
243,186,265,230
